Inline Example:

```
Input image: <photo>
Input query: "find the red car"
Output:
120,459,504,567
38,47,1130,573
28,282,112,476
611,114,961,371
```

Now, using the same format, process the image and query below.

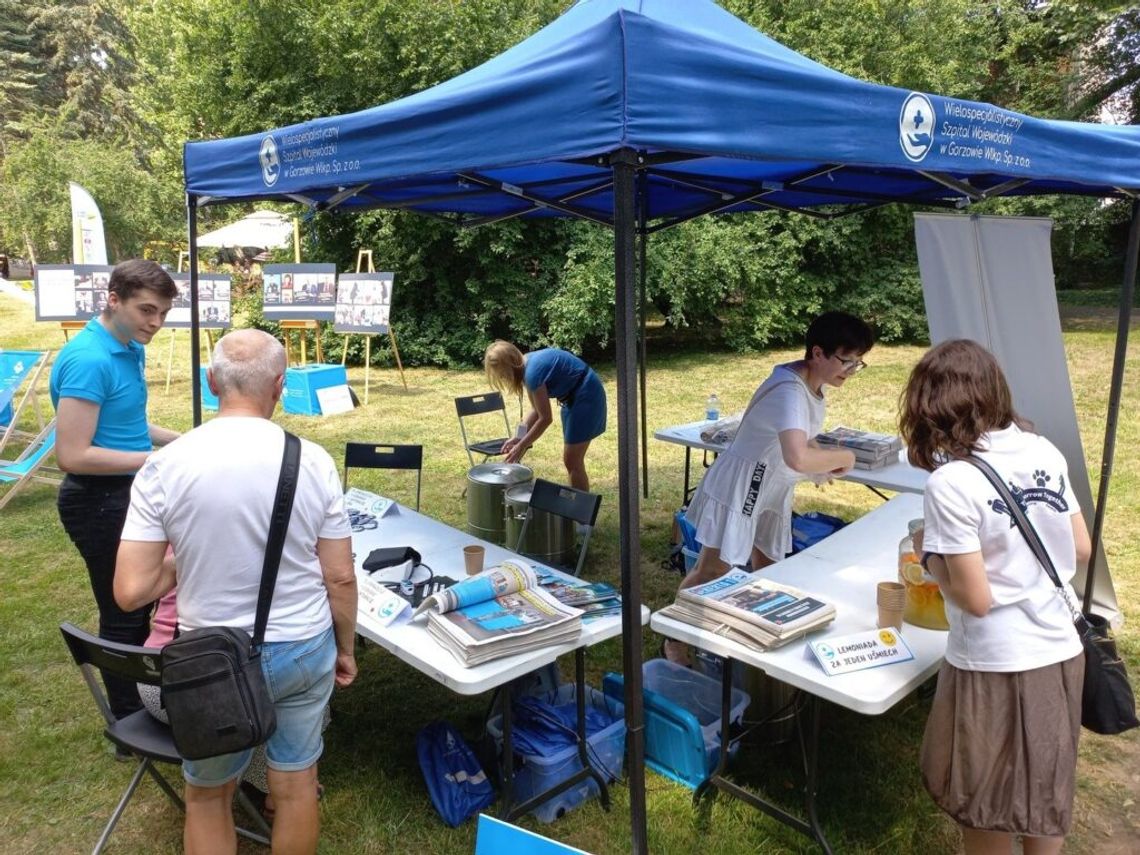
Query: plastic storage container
486,684,625,823
898,517,949,630
604,659,750,789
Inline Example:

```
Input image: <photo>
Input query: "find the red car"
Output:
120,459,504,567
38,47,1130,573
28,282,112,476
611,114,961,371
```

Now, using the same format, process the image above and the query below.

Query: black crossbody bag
966,455,1138,735
161,432,302,760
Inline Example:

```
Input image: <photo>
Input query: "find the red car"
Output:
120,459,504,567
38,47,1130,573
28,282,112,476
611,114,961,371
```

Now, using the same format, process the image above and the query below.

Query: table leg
499,649,612,822
693,656,833,854
682,446,692,506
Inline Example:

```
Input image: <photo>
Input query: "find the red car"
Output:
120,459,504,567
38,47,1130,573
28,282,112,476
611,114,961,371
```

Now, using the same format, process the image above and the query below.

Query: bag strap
963,455,1083,625
252,432,302,649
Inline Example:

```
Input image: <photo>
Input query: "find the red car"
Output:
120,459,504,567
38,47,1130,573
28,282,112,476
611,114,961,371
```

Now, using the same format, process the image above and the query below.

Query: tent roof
195,210,293,249
183,0,1140,224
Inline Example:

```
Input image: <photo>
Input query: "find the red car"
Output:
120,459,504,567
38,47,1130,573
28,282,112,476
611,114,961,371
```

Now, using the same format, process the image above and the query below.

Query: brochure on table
33,264,113,321
169,274,232,329
334,272,394,334
262,263,337,320
808,628,915,676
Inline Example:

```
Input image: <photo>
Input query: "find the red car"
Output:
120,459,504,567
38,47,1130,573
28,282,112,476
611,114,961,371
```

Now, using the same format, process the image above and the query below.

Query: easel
340,249,407,403
164,250,214,393
59,322,86,342
280,222,325,366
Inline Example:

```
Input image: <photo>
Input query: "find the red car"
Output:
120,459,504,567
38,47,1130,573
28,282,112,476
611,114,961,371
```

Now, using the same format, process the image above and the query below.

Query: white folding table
653,420,929,504
352,503,650,820
650,492,946,853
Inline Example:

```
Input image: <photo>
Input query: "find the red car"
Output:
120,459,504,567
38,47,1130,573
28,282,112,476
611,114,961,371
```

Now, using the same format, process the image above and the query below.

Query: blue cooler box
486,684,626,823
283,364,347,415
604,658,749,789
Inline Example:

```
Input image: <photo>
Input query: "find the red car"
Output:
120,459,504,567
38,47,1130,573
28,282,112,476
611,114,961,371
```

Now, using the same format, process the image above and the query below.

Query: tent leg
613,148,647,855
1084,199,1140,613
187,195,202,427
637,171,650,500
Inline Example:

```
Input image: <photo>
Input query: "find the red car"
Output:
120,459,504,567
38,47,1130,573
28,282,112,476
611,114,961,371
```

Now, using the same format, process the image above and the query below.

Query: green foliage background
1,0,1138,363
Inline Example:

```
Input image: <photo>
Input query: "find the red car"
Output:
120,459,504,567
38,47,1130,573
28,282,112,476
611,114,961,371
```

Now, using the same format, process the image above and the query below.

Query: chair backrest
343,442,424,510
454,391,506,418
454,392,512,468
517,479,602,577
60,622,163,726
528,478,601,526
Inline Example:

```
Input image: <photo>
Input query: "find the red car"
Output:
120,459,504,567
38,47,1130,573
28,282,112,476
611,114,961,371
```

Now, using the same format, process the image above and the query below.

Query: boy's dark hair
803,311,874,358
107,259,178,307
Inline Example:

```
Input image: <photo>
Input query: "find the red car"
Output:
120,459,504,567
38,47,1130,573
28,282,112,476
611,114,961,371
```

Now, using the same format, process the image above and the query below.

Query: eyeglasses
832,354,867,375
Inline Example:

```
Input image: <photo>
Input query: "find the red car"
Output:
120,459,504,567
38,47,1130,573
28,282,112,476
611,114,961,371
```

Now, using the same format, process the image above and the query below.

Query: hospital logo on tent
260,136,281,186
899,92,935,162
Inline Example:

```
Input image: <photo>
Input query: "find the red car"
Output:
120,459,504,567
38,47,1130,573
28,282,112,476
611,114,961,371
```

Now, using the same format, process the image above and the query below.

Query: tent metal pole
187,194,202,427
638,169,650,499
613,148,648,855
1084,198,1139,613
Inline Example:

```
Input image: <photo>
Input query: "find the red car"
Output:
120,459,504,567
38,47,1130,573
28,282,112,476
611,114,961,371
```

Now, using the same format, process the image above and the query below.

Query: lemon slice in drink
901,562,925,585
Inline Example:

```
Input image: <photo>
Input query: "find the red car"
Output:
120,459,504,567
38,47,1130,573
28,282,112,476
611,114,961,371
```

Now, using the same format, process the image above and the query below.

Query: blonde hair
484,340,525,398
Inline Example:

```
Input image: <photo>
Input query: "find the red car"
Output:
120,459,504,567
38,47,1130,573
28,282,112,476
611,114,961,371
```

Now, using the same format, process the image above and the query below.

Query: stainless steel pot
466,463,532,545
503,482,576,567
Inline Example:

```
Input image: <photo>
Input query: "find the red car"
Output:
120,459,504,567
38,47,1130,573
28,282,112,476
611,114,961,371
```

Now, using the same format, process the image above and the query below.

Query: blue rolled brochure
414,561,583,666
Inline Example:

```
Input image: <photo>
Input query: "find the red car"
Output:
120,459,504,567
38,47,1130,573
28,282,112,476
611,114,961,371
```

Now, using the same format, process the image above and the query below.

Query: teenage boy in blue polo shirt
51,259,181,721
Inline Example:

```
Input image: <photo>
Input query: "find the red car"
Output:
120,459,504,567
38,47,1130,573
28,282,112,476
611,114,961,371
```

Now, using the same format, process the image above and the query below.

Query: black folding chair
514,478,602,577
59,622,270,853
455,392,512,468
343,442,424,510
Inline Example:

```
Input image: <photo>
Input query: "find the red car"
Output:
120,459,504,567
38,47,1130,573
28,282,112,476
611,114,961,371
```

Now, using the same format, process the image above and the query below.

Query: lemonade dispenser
897,518,949,630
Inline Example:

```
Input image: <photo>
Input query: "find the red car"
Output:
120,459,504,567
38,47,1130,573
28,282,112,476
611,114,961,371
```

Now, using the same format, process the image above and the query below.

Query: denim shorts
183,626,337,787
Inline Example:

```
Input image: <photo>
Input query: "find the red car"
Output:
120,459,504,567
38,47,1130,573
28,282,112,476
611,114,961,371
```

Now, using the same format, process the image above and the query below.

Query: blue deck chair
474,814,592,855
0,420,62,511
0,349,51,457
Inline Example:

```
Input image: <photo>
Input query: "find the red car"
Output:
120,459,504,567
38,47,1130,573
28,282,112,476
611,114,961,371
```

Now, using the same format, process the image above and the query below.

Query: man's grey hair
210,329,286,398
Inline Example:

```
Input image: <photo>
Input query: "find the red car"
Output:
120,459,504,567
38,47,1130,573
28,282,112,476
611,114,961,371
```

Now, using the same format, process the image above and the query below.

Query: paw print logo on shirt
1033,470,1051,487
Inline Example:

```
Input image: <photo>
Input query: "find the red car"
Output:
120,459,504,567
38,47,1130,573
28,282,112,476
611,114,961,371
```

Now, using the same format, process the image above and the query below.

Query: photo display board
262,263,337,321
333,272,394,334
169,275,232,329
34,264,114,322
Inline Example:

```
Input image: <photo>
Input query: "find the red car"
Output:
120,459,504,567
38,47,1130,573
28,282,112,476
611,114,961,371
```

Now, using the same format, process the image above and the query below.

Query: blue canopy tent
183,0,1140,849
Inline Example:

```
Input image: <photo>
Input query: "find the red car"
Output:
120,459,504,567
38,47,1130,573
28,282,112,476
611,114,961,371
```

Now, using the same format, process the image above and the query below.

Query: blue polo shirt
50,317,152,452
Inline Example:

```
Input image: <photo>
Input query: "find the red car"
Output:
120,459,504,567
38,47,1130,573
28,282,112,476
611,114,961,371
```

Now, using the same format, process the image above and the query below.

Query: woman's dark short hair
107,259,178,306
803,311,874,359
899,339,1031,471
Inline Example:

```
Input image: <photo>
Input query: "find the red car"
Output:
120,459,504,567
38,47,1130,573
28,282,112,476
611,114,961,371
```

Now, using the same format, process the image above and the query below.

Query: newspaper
815,426,902,464
415,560,583,666
675,569,835,642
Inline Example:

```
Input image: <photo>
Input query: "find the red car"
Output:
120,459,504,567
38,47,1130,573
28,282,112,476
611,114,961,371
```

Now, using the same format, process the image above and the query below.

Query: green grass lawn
1,292,1138,853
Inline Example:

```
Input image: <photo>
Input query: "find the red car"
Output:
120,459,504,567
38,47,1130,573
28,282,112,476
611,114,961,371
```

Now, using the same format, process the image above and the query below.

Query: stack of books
414,562,582,666
658,569,835,651
815,426,903,470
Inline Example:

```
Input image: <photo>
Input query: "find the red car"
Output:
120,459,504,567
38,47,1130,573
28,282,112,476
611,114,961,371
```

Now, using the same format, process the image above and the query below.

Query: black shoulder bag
965,455,1138,735
161,431,302,760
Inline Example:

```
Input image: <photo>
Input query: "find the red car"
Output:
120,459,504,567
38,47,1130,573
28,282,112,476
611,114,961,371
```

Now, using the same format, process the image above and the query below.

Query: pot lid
504,483,533,502
467,463,533,486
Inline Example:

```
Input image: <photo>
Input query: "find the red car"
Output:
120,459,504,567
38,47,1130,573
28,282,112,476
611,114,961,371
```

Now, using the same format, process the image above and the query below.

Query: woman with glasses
665,312,873,664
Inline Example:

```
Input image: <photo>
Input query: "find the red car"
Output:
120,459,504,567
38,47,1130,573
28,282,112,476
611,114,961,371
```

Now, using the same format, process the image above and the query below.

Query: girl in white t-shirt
664,313,873,664
900,339,1089,855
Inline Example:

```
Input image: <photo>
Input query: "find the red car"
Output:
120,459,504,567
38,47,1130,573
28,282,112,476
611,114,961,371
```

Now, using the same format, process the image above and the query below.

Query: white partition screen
914,212,1117,617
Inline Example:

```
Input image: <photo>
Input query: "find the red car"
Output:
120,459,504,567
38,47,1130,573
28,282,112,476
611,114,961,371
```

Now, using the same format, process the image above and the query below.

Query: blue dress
523,349,606,444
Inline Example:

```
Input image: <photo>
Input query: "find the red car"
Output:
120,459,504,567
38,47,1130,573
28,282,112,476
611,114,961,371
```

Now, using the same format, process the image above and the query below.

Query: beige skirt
920,654,1084,837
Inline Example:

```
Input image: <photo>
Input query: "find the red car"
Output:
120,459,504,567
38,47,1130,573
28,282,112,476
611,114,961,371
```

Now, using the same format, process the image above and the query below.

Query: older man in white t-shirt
114,329,357,855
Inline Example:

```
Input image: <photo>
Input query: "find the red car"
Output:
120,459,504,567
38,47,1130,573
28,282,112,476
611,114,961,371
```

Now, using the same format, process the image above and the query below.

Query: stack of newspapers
815,425,903,470
658,569,836,651
414,561,582,666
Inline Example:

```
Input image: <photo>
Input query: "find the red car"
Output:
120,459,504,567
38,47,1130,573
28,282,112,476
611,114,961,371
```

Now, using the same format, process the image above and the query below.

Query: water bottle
705,392,721,422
